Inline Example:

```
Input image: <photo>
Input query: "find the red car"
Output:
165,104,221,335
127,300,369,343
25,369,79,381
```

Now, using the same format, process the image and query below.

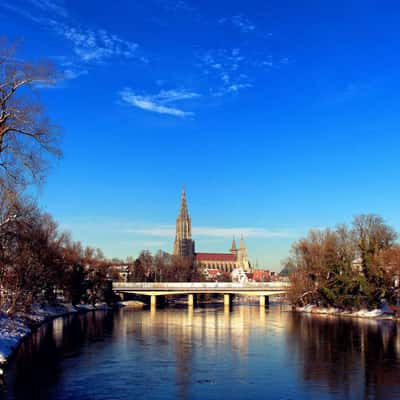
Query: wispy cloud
197,46,290,97
27,0,68,17
119,88,199,117
197,48,253,96
127,225,292,239
255,56,290,69
0,2,44,24
2,1,291,103
152,89,200,102
64,68,88,80
1,1,144,65
47,56,89,83
219,14,256,33
196,13,288,97
49,21,140,63
231,15,255,32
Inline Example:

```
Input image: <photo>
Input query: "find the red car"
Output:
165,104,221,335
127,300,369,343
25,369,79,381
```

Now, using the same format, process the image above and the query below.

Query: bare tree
0,38,61,195
0,198,64,313
288,215,399,309
352,215,397,270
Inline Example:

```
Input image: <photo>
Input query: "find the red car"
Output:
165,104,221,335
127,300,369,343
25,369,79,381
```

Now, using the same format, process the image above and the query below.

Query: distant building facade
252,270,277,282
173,189,251,273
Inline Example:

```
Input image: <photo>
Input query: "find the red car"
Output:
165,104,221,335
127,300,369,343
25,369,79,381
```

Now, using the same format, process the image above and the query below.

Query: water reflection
286,314,400,399
1,307,400,399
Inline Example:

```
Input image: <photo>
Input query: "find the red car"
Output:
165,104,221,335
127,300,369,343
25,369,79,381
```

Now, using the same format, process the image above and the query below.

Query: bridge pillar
150,295,157,309
224,294,231,307
188,294,196,307
259,295,270,307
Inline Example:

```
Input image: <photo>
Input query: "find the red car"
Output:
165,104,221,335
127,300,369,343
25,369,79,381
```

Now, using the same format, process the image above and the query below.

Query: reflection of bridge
112,282,290,308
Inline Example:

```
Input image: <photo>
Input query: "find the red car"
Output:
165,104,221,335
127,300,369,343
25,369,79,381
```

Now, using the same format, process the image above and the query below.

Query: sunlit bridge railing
112,281,290,291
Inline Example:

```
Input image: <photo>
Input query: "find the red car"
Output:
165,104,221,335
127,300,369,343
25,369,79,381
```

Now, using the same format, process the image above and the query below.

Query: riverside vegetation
285,214,400,311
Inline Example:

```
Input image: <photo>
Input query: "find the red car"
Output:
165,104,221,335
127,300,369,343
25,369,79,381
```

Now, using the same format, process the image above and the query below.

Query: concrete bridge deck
113,282,290,307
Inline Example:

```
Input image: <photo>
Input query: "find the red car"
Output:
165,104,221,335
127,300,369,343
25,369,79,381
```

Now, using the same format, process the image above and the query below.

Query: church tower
237,235,251,271
230,237,238,255
173,189,195,257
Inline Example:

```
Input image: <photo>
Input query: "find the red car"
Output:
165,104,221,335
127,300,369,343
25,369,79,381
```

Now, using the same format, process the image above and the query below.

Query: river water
1,304,400,400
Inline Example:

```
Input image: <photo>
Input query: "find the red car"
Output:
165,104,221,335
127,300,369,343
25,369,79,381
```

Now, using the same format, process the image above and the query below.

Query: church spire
230,237,237,253
240,234,246,249
238,235,250,272
173,187,195,257
179,187,189,218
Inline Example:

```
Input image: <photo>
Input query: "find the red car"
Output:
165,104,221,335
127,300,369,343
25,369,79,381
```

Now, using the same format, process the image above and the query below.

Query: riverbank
0,303,111,368
295,304,397,320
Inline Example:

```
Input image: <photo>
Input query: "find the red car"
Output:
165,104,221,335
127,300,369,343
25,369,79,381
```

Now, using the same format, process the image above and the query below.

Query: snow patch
0,315,31,362
353,309,384,318
296,305,391,319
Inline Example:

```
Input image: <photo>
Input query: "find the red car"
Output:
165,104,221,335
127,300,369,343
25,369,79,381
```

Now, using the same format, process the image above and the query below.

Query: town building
252,270,277,282
173,189,251,273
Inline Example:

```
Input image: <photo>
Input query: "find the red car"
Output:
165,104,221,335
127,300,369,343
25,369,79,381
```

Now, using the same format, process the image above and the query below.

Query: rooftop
196,253,237,262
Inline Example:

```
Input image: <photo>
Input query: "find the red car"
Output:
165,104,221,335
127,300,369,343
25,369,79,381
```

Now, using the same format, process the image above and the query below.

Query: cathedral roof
196,252,237,262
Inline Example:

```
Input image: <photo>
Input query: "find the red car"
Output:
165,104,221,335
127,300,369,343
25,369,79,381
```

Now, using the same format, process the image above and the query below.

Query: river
1,304,400,400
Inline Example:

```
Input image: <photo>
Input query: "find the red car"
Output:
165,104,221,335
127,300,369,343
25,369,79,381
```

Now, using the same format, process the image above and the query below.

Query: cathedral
173,189,251,273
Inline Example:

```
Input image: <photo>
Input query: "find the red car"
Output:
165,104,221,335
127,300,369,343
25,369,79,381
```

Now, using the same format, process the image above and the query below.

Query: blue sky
2,0,400,270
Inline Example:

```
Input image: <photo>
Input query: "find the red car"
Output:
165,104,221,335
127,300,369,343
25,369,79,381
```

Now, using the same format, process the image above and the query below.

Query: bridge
112,281,290,308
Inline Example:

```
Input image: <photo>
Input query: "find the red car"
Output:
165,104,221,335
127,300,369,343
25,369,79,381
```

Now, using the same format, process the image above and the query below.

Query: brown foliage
125,250,204,283
377,246,400,278
287,215,399,309
0,198,113,313
352,214,397,278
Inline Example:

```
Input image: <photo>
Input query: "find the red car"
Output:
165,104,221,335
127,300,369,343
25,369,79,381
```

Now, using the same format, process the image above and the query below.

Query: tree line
0,194,117,314
112,250,204,283
285,214,400,309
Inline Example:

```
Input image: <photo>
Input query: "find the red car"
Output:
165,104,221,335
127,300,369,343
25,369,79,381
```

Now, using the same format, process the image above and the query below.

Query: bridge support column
150,295,157,309
259,295,270,307
224,294,231,307
188,294,196,307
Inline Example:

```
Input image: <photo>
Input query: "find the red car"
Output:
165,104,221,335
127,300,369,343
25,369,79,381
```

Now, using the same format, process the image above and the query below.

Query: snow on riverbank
0,303,111,365
296,304,395,319
0,316,31,364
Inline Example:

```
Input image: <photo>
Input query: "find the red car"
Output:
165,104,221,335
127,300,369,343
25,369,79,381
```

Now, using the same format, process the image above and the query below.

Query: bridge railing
112,281,290,290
